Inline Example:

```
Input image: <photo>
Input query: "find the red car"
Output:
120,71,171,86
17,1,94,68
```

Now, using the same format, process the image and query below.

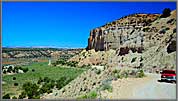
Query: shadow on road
157,80,176,84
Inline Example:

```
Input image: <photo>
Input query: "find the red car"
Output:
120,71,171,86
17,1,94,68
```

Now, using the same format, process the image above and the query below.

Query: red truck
161,70,176,83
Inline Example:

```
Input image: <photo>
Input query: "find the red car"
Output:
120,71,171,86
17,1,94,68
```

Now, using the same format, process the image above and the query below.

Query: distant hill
2,47,83,58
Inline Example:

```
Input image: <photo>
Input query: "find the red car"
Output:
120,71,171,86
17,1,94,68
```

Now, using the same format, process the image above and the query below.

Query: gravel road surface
100,73,176,99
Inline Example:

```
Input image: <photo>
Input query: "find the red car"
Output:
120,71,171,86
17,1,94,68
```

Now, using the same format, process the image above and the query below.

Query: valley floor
100,73,176,99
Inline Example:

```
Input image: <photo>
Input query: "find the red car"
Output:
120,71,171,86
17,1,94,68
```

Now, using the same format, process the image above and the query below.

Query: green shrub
64,77,73,85
78,94,87,99
50,80,56,88
39,83,51,94
3,70,7,74
136,69,145,78
161,8,171,18
140,56,143,62
78,91,98,99
159,29,166,34
124,73,128,78
87,91,97,99
80,65,86,68
52,62,57,66
31,95,40,99
101,78,113,92
32,69,35,72
16,66,22,70
13,77,16,80
112,71,121,79
47,89,53,94
44,77,50,83
82,52,85,56
143,27,150,32
56,77,69,90
131,57,137,63
167,18,175,24
95,69,101,75
22,67,29,73
18,91,26,99
117,74,121,79
7,68,11,73
12,96,17,99
173,28,176,33
14,82,19,86
101,83,113,92
22,82,39,99
3,94,10,99
139,63,144,68
54,60,78,67
165,27,170,30
12,69,16,73
112,69,118,74
37,77,43,84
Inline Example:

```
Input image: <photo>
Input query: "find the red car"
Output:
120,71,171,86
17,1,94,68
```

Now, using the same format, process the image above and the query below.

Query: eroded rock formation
87,14,160,52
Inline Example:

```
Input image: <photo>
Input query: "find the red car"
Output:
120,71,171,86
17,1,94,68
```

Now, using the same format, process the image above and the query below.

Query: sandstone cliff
87,13,160,51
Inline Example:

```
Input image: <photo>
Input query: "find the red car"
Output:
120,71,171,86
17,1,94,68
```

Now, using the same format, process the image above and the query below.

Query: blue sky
2,2,176,48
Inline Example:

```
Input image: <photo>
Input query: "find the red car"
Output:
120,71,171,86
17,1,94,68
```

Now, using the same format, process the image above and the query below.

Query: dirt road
100,73,176,99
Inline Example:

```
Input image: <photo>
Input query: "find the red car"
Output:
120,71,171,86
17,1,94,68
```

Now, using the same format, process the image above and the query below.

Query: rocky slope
73,10,176,71
110,10,176,71
42,66,113,99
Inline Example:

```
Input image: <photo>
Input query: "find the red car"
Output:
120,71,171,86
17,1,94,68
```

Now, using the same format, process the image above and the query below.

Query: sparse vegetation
131,57,137,63
143,27,150,32
167,18,175,24
18,76,75,99
52,59,79,67
12,96,17,99
101,83,113,92
112,69,122,79
32,69,35,72
3,93,11,99
78,91,98,99
167,40,176,53
165,27,170,30
18,91,26,99
136,69,145,78
14,82,19,86
140,56,143,62
112,69,119,74
21,67,29,73
21,82,39,99
112,69,144,79
159,29,166,34
13,77,16,80
95,69,101,75
173,28,176,33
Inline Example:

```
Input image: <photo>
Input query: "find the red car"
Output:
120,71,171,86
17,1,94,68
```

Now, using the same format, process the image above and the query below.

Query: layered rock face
76,10,176,70
87,14,160,52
